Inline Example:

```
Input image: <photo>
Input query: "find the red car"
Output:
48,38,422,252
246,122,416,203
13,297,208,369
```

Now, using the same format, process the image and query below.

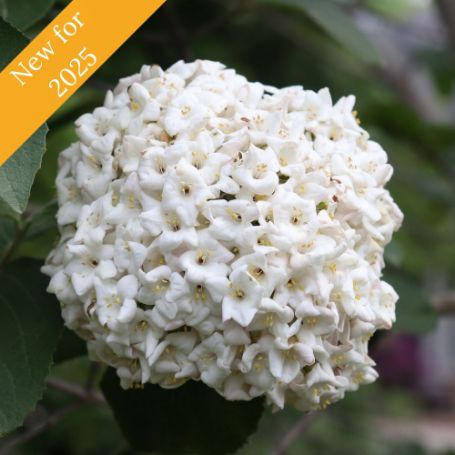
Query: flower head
43,59,403,411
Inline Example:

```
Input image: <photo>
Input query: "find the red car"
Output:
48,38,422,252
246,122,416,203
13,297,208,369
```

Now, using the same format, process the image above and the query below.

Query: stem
432,291,455,315
0,403,82,455
0,372,105,453
0,220,30,270
268,412,317,455
0,199,59,270
437,0,455,50
84,362,101,391
46,377,106,405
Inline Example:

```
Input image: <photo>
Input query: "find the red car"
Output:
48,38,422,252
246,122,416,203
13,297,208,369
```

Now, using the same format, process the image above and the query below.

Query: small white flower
232,145,279,196
204,199,259,244
75,107,118,145
189,333,233,388
222,266,263,327
93,274,138,327
178,230,234,283
163,91,210,136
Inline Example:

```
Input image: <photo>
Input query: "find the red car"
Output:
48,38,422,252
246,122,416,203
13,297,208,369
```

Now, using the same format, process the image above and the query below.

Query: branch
437,0,455,50
0,403,82,455
45,377,106,405
0,199,58,270
0,369,106,454
347,8,451,124
85,362,101,390
432,291,455,315
268,412,317,455
0,220,30,270
373,62,446,124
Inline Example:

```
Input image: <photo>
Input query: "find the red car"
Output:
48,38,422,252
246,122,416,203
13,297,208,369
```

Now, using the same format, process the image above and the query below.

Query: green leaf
0,19,48,216
0,201,20,220
259,0,381,64
12,202,58,260
385,271,437,334
0,0,55,31
0,216,15,257
101,368,264,454
0,125,49,215
25,202,58,240
0,16,27,65
0,259,62,436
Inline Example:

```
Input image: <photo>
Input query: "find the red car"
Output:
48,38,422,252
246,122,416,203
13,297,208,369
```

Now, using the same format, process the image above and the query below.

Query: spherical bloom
43,60,403,411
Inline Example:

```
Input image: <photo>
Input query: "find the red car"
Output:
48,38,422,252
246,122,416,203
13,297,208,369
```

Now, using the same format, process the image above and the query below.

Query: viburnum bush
43,59,403,411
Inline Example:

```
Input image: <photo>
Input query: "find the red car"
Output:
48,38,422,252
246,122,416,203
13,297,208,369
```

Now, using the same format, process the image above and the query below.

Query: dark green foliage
101,368,264,454
0,260,62,436
1,0,55,30
0,19,48,216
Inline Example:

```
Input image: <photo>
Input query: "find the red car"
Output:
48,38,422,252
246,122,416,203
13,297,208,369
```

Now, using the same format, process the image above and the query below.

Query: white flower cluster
43,60,403,411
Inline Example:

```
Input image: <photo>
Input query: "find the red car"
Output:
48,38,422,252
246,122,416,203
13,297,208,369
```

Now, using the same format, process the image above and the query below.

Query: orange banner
0,0,167,166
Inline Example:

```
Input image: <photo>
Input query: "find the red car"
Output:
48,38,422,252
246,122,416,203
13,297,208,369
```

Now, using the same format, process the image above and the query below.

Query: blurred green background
1,0,455,453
